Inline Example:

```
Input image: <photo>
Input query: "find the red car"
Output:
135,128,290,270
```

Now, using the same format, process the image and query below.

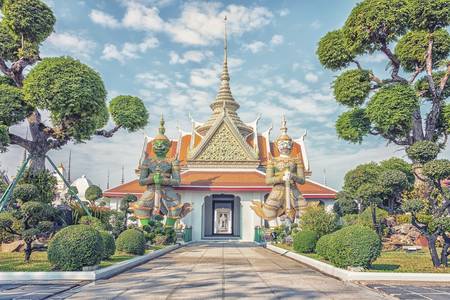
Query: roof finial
159,113,165,135
224,15,228,64
281,114,288,135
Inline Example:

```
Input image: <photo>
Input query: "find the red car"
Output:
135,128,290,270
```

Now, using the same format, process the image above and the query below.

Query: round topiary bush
293,230,318,253
79,216,105,231
99,230,116,260
115,229,145,255
325,225,381,268
315,233,336,260
47,224,103,271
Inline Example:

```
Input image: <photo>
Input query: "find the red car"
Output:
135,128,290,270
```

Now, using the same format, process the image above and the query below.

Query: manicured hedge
315,233,335,260
115,229,146,255
99,230,116,259
293,230,318,253
316,225,381,268
48,224,103,271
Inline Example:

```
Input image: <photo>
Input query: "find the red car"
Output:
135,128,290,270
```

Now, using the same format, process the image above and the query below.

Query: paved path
60,242,387,300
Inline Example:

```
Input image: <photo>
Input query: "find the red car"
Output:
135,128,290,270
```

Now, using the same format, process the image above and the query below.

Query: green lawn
0,246,166,271
275,243,450,273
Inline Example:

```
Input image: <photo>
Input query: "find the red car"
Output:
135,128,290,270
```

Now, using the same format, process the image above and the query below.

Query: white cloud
89,9,120,28
46,32,96,58
190,67,219,87
136,72,172,90
169,50,213,64
360,52,385,63
122,2,165,31
243,41,266,53
278,8,290,17
270,34,284,46
305,72,319,83
101,37,159,63
310,20,321,29
274,76,310,94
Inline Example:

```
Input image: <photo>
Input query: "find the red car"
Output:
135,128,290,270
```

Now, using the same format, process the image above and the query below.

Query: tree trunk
27,111,49,175
371,205,381,236
427,235,441,267
440,243,449,267
24,241,33,263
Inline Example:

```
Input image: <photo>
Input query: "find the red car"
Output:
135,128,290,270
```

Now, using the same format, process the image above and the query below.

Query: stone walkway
60,242,387,300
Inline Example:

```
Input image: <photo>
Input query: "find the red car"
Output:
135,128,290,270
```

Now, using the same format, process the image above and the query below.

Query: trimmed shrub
300,206,338,237
115,229,145,255
293,230,318,253
79,216,105,231
99,231,115,260
48,225,103,271
315,233,336,260
325,225,381,268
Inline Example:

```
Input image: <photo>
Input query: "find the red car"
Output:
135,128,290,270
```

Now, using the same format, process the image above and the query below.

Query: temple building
103,24,337,241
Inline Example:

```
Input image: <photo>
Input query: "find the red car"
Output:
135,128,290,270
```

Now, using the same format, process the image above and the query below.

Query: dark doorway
203,194,240,238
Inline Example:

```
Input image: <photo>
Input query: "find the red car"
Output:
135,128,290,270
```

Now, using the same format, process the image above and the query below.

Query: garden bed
0,245,167,272
274,243,450,273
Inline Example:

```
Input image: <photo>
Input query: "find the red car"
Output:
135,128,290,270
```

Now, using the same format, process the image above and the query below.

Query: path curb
0,243,184,282
266,243,450,282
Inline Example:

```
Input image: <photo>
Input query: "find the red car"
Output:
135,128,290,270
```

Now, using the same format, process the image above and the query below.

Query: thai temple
103,21,337,241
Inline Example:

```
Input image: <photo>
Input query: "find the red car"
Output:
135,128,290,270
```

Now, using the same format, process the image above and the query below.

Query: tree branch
95,125,122,138
9,133,32,151
352,60,362,70
438,61,450,96
425,38,437,98
10,57,39,87
409,64,424,84
380,41,407,83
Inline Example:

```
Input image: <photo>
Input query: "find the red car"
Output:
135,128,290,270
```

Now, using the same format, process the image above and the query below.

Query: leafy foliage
366,84,419,138
316,29,354,70
406,141,440,164
293,230,318,254
405,0,450,31
2,0,55,44
0,84,30,126
319,225,382,268
115,229,145,255
343,0,408,54
333,192,358,217
12,183,38,203
422,159,450,181
395,29,450,72
78,216,105,231
85,185,103,202
109,95,148,132
335,108,370,143
0,125,10,152
299,206,337,238
23,57,107,141
333,69,371,106
20,169,56,204
99,230,115,260
379,157,415,184
315,233,335,259
48,224,103,271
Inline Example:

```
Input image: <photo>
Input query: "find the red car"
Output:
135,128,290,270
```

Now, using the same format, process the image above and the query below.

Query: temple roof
104,170,336,198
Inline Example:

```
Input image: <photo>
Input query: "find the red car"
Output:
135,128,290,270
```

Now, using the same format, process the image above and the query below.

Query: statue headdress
154,114,170,143
276,114,293,143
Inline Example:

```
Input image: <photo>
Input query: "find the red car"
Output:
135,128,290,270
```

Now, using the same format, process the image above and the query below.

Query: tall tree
317,0,450,166
0,0,149,174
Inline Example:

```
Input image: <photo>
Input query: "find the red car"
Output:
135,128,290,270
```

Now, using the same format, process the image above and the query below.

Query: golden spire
159,113,165,135
196,15,252,137
277,114,292,142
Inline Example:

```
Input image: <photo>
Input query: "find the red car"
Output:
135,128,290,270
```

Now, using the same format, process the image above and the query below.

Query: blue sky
2,0,448,190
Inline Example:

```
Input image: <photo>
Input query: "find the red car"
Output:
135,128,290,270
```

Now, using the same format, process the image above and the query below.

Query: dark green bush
78,216,105,231
99,230,115,260
315,233,336,260
293,230,318,253
115,229,145,255
48,225,103,271
324,225,381,268
300,206,338,237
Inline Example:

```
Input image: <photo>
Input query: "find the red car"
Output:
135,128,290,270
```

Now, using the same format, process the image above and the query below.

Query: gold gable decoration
196,122,249,161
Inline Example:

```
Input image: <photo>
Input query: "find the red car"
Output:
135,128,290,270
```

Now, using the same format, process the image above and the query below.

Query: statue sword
284,168,291,222
153,166,161,215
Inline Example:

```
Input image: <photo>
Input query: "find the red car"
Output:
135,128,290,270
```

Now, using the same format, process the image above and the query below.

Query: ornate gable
188,113,259,168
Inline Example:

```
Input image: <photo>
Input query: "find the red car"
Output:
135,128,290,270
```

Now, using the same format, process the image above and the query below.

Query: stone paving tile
367,284,450,300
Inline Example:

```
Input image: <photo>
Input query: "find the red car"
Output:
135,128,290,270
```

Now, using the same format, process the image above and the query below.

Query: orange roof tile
104,170,336,199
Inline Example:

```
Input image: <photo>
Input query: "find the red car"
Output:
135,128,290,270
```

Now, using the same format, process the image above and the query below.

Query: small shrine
104,19,337,241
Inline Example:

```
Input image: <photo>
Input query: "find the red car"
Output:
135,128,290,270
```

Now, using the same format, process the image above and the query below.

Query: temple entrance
203,194,240,238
